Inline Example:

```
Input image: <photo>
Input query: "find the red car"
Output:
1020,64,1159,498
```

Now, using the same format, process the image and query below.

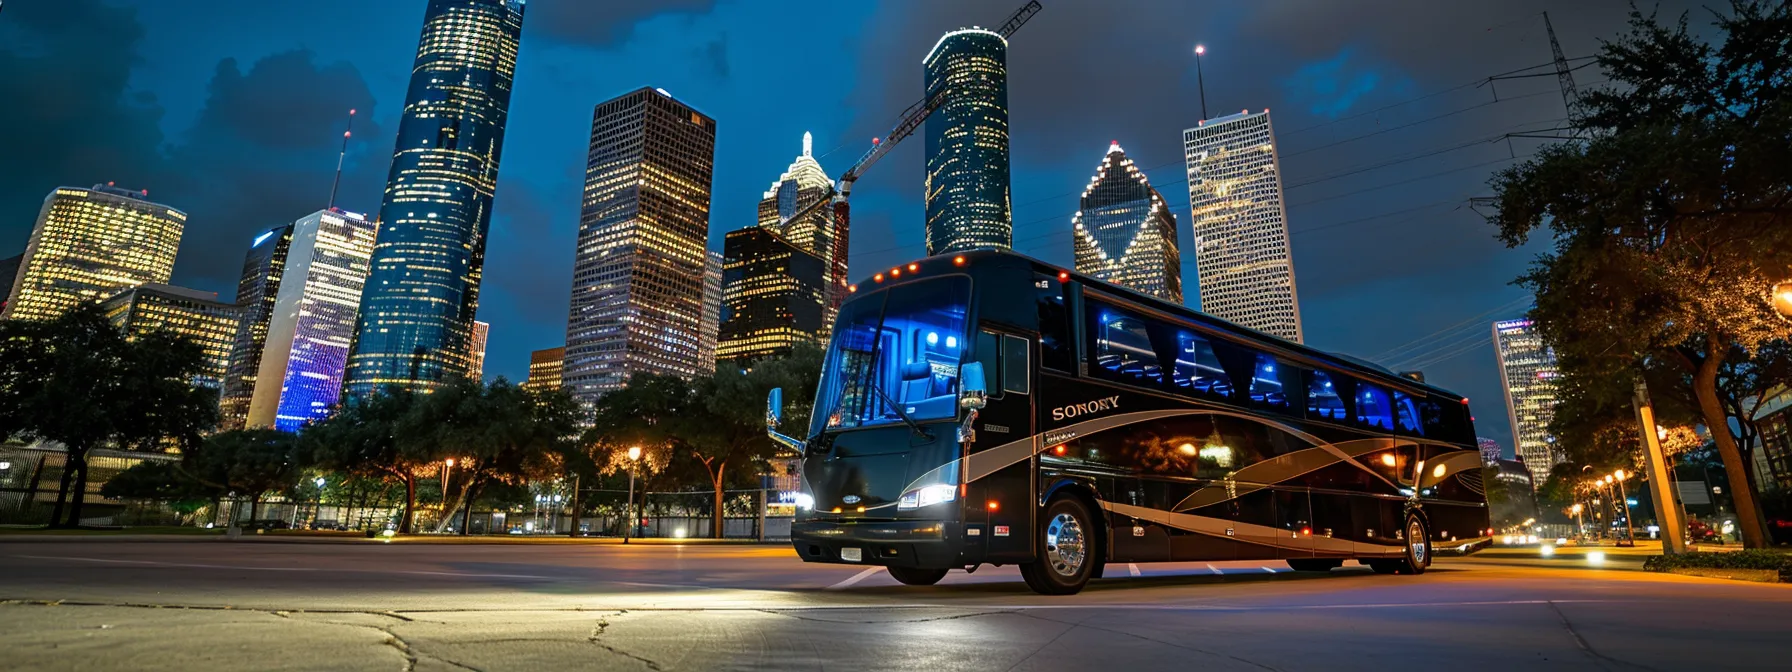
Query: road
1,538,1787,671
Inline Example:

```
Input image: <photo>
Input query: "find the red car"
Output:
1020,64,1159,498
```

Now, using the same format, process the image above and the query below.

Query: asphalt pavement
1,537,1788,671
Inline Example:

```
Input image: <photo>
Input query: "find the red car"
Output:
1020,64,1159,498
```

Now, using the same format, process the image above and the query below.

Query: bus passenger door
970,329,1036,564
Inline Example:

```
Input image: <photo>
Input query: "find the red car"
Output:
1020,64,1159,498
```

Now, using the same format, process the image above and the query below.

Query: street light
442,458,456,506
310,477,326,529
1770,280,1792,320
624,446,643,545
1613,469,1634,546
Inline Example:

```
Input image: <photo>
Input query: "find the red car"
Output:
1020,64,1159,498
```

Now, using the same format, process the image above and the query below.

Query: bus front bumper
791,519,968,568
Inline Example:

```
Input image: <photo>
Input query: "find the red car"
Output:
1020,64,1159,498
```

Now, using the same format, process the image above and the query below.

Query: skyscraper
757,132,847,329
240,209,379,432
698,250,722,375
469,320,490,380
1494,318,1561,487
3,185,184,322
344,0,525,397
220,223,296,430
923,28,1011,255
523,346,565,392
1072,142,1181,302
1184,110,1303,342
564,87,717,403
716,226,827,368
101,284,243,390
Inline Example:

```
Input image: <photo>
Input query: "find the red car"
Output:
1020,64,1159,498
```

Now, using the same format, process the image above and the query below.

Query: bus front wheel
1020,495,1096,595
886,566,948,586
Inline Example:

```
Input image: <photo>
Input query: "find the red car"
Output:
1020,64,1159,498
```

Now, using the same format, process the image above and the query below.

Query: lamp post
1613,469,1634,546
624,446,642,544
1570,503,1585,539
311,477,325,529
1193,44,1209,121
441,458,455,506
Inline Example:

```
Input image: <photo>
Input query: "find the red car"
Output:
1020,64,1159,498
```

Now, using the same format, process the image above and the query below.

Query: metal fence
0,444,185,527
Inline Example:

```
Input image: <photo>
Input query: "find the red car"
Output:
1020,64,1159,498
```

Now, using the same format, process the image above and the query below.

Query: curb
1662,567,1783,583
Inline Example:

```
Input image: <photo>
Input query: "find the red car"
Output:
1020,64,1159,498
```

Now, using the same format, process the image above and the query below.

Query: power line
1281,88,1560,159
1370,294,1532,362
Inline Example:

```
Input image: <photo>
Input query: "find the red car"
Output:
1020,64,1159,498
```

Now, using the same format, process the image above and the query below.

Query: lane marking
1261,566,1279,573
12,555,560,580
1127,563,1142,577
826,567,884,590
1206,563,1223,575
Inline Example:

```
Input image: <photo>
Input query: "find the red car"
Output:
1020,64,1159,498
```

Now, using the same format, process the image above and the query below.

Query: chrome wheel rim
1408,519,1427,565
1045,512,1086,577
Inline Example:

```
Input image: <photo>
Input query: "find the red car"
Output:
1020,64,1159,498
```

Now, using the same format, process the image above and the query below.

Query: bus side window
1002,334,1030,394
1034,274,1074,372
1394,391,1423,436
1356,383,1394,432
975,330,1004,401
1307,370,1346,420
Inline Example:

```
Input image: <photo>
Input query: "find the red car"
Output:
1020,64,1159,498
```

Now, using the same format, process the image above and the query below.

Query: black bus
765,250,1490,595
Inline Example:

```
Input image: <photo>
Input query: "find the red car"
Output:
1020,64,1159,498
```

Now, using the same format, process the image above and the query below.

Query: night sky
0,0,1707,455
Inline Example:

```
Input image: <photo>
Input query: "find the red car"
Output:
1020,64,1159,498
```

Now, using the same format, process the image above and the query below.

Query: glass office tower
1072,142,1182,303
3,185,184,322
242,209,379,432
564,87,717,404
1184,110,1304,342
219,223,296,430
1493,318,1562,487
344,0,525,396
923,28,1012,255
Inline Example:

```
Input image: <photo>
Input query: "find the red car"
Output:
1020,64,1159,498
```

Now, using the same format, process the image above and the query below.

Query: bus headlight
898,484,957,510
793,493,814,511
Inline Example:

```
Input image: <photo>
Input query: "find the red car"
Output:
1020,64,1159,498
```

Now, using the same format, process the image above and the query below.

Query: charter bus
764,249,1490,595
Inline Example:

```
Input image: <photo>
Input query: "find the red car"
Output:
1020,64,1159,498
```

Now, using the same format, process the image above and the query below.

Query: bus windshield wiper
867,380,932,440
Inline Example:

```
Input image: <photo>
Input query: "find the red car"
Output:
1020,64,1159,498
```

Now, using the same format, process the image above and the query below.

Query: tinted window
1170,331,1230,400
1394,391,1422,436
976,330,1003,400
1357,383,1394,431
1002,334,1030,394
1034,273,1073,372
1246,353,1289,412
1088,302,1162,386
811,277,970,434
1308,370,1346,420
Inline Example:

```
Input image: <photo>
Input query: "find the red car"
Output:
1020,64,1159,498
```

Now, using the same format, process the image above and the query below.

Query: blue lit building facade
219,223,294,430
923,29,1012,256
248,210,379,432
344,0,525,397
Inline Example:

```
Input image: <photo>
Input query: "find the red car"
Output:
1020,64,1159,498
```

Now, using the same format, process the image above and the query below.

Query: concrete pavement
2,539,1789,670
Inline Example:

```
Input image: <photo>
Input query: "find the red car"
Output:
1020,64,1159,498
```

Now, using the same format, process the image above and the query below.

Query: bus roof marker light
1058,271,1070,282
891,267,900,277
907,263,918,272
874,273,884,283
848,284,857,293
953,256,966,266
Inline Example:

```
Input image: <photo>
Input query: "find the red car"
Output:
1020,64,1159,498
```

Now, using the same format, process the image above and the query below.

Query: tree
181,429,300,521
686,346,825,539
586,373,698,533
0,303,218,527
299,386,435,533
1487,1,1792,547
417,377,581,534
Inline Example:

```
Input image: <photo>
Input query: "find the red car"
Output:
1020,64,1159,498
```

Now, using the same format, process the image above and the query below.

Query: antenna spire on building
328,108,356,210
802,131,813,157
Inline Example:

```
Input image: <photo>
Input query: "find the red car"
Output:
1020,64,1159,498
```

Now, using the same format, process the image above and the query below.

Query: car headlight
793,493,814,511
898,484,957,510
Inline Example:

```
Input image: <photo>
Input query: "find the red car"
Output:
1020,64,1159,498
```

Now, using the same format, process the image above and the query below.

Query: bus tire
1020,495,1096,595
886,566,948,586
1395,513,1430,575
1286,559,1343,572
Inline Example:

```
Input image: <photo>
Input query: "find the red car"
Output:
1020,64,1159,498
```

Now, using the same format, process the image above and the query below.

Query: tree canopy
1488,1,1792,547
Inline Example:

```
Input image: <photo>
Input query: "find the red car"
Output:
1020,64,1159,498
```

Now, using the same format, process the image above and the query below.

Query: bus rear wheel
1020,495,1096,595
1394,513,1429,575
886,566,948,586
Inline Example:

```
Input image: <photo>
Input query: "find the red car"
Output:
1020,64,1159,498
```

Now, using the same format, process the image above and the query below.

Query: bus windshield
810,276,971,437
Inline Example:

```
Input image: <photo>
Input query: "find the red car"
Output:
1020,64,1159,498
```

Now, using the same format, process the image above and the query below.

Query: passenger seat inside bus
896,360,956,419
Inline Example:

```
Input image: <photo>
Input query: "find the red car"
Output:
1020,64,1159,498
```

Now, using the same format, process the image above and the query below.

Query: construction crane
778,0,1043,229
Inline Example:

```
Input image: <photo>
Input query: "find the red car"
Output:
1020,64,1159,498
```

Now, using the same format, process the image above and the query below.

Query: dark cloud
0,0,167,255
525,0,720,48
695,34,730,81
160,50,386,292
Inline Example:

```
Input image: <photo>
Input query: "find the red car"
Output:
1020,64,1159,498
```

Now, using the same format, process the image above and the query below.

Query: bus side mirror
960,363,988,410
766,387,784,429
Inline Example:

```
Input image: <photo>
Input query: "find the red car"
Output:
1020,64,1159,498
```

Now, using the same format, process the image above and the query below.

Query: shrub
1643,550,1792,579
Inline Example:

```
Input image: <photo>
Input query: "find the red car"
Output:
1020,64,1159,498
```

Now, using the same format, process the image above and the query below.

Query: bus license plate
840,547,862,562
